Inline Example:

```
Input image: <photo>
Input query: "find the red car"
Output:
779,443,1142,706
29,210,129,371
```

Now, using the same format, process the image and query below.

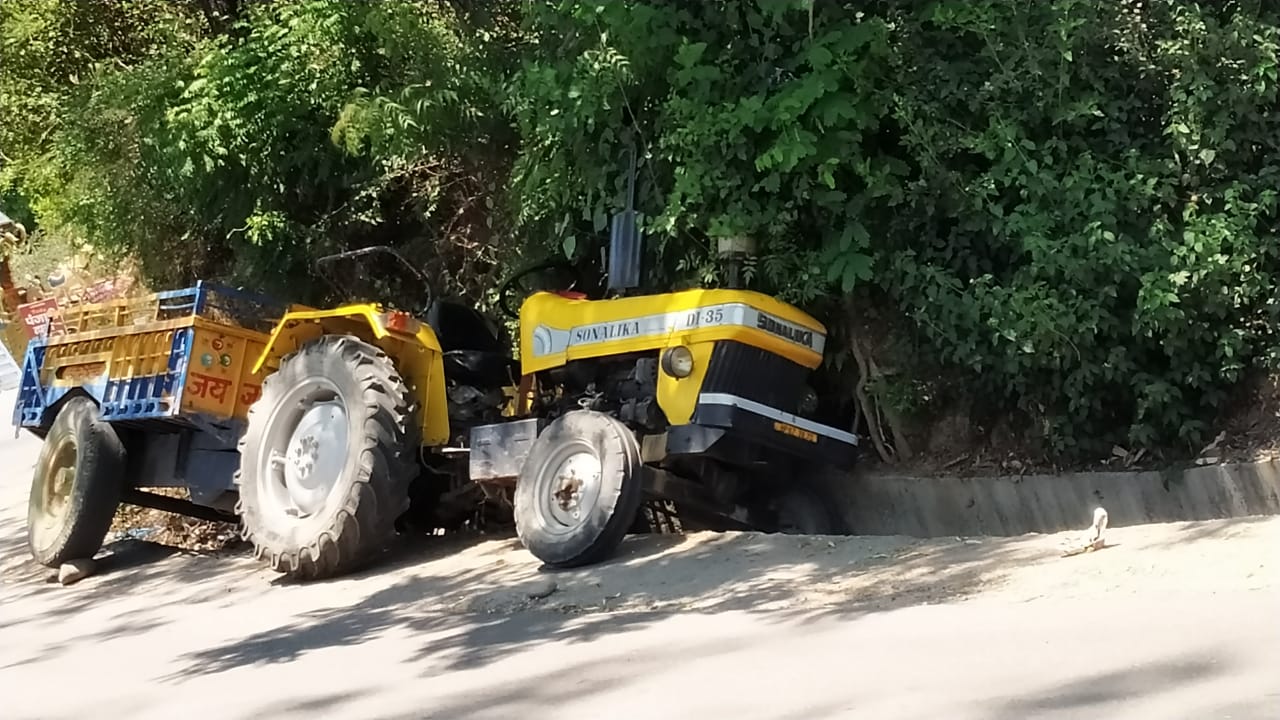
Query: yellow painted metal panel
253,304,451,446
40,316,196,347
182,324,272,421
655,341,716,425
518,288,827,374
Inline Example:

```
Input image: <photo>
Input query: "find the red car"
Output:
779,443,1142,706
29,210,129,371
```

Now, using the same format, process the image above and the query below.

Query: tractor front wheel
236,335,418,580
514,411,644,568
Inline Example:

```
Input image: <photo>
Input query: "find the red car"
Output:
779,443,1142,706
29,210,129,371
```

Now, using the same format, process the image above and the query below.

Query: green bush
511,1,1280,452
4,0,1280,452
2,0,518,300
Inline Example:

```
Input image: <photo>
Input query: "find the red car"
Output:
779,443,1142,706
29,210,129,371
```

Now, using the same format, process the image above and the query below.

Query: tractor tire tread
235,335,417,581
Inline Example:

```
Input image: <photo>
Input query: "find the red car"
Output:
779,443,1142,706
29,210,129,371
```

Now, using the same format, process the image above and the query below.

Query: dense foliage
4,0,1280,452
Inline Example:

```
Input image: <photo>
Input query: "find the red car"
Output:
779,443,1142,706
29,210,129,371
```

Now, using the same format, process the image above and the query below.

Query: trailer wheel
27,396,125,567
515,411,644,568
236,335,417,580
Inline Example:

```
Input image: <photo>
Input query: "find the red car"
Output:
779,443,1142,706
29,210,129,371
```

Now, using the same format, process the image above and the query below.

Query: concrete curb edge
828,459,1280,537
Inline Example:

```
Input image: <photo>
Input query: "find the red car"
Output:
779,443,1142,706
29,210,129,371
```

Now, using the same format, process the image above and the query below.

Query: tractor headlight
661,346,695,378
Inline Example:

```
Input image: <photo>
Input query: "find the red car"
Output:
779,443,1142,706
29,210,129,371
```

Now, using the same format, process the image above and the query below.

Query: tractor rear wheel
515,411,644,568
236,335,418,580
27,396,125,566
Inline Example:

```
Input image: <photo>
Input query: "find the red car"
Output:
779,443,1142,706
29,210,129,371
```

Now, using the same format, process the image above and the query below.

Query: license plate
773,421,818,443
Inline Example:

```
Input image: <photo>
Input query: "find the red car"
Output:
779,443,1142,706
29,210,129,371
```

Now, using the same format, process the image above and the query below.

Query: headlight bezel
661,345,695,378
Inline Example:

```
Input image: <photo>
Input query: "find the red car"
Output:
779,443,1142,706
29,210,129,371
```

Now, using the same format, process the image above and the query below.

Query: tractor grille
700,341,808,414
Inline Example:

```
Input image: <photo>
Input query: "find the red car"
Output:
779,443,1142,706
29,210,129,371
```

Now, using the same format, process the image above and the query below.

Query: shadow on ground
164,527,1041,681
0,504,1081,686
0,529,245,670
1173,514,1275,543
3,454,1274,719
983,653,1238,720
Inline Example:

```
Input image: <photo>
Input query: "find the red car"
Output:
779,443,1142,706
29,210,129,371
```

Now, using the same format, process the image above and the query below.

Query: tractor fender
253,304,450,446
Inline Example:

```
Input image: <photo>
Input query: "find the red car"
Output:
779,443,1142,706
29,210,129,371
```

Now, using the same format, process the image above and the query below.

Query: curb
828,460,1280,537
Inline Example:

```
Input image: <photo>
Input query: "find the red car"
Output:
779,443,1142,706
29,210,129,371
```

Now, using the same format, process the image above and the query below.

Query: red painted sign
17,298,63,339
81,279,119,304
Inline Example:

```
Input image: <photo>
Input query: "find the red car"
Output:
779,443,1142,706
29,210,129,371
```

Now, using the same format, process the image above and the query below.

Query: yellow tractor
236,178,858,579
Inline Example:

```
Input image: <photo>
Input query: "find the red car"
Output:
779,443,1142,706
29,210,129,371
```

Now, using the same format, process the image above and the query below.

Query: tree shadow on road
165,529,1051,681
9,486,1266,708
981,653,1240,720
0,532,252,669
1172,514,1275,543
247,690,374,720
382,633,762,720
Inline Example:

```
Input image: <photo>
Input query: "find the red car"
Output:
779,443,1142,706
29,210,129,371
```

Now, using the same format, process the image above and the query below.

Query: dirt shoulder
5,403,1278,720
372,516,1280,617
7,515,1276,626
3,382,1276,620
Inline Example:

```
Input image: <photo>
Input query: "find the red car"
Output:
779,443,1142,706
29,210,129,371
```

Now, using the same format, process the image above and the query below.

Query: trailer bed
12,282,285,435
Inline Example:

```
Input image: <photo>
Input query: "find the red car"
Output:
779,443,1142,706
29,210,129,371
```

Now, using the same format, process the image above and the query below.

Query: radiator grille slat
699,341,808,413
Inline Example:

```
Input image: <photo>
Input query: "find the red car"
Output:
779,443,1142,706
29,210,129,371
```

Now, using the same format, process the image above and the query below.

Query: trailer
12,282,286,565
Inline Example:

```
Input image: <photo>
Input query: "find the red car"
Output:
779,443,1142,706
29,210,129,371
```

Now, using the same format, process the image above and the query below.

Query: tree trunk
195,0,244,35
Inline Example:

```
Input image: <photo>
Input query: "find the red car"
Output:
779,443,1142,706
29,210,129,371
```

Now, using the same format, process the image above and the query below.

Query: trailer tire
515,411,643,568
236,335,417,580
27,396,125,567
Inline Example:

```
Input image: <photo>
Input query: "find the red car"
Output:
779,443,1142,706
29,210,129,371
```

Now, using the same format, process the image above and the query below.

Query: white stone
58,558,96,586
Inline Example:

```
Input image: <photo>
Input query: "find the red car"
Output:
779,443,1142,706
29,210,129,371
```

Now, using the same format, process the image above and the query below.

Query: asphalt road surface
1,389,1276,720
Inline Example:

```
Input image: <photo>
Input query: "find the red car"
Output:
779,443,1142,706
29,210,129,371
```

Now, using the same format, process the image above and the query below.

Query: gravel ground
1,374,1275,622
1,376,1276,621
6,508,1277,621
4,386,1280,720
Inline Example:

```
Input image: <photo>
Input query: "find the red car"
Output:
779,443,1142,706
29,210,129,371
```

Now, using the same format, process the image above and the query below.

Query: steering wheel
496,258,590,319
314,246,433,316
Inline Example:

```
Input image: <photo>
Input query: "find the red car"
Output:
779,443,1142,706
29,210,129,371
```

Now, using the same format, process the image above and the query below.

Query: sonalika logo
572,320,642,344
756,313,814,348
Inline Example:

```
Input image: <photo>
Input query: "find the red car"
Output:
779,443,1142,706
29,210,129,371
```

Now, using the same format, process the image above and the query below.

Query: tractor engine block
541,354,665,432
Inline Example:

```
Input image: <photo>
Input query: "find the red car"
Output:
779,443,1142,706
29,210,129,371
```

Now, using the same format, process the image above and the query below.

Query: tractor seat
426,300,517,387
441,351,517,387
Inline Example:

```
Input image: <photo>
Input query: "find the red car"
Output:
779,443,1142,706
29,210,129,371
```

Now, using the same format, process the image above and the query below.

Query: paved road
0,341,19,390
1,389,1277,720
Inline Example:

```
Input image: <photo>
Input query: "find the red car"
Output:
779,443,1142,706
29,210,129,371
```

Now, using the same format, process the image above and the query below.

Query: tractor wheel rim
261,379,349,520
535,446,602,534
32,436,77,543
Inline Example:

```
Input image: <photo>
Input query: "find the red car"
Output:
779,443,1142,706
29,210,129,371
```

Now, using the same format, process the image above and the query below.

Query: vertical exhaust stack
717,235,755,290
607,146,643,294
